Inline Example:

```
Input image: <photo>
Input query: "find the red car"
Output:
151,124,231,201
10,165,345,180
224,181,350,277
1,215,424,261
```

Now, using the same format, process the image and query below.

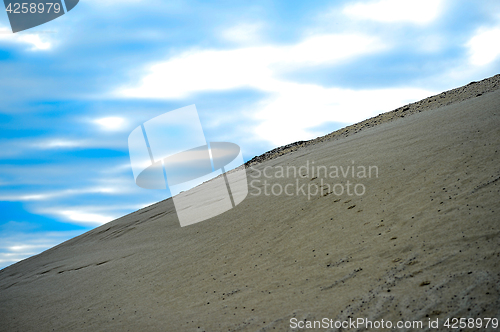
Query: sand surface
0,77,499,331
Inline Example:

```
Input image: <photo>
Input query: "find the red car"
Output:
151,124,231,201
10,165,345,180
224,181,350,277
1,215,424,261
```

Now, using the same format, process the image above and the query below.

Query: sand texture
0,77,499,331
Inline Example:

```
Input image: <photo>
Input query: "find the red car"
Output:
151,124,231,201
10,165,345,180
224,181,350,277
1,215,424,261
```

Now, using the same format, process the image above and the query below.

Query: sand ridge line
245,74,500,168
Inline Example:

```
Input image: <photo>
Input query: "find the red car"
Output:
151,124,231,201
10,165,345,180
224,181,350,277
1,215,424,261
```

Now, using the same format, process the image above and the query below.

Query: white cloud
118,33,384,99
116,32,438,146
0,137,95,158
19,136,126,151
0,26,52,50
36,201,152,226
0,186,128,202
221,22,264,45
7,243,49,253
466,27,500,66
17,33,51,50
0,230,82,268
343,0,443,24
33,139,89,149
253,82,433,146
8,193,55,201
33,206,118,226
120,47,272,99
58,210,114,225
94,116,126,130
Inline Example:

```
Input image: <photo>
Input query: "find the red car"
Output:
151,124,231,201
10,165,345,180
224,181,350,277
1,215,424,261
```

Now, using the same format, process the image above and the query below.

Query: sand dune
1,76,499,331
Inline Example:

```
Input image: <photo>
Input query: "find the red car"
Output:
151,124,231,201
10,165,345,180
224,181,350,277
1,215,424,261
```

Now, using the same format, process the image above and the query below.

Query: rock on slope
0,77,499,331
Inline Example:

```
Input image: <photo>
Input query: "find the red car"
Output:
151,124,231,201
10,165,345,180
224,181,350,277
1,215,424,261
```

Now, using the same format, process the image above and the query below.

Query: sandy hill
1,75,499,331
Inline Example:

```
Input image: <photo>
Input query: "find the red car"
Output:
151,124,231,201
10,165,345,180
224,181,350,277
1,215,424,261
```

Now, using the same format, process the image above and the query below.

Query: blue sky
1,0,500,269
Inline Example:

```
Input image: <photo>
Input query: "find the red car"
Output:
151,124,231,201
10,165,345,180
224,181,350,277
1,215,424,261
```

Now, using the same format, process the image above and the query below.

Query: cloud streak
0,26,53,50
119,33,384,99
343,0,444,24
467,26,500,66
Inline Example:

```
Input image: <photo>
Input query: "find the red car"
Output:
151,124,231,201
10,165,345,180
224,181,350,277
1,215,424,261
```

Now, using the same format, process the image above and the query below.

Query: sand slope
1,80,499,331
